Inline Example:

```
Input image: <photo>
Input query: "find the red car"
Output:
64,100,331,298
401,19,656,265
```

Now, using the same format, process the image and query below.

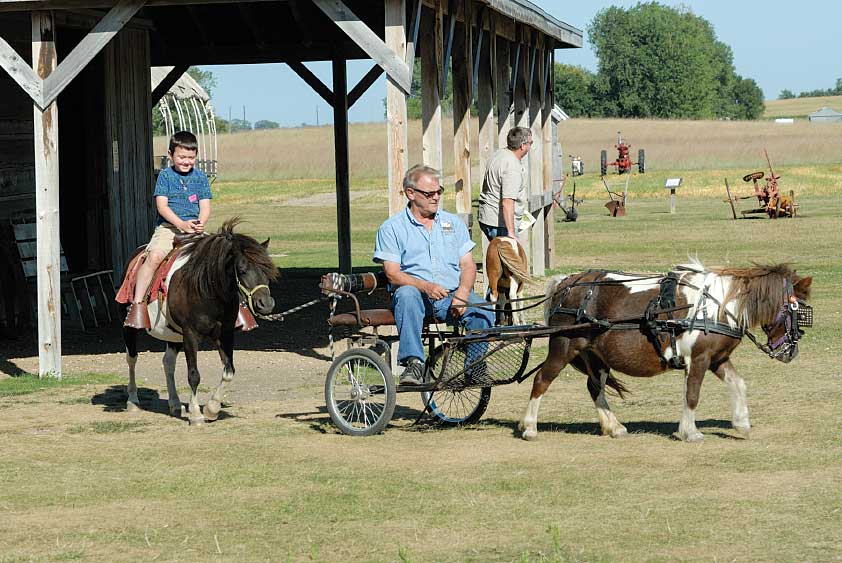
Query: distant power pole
228,106,231,134
316,106,319,127
243,105,246,130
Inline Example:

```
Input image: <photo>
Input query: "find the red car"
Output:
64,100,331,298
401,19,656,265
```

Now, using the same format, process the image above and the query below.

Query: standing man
374,165,494,385
477,126,533,241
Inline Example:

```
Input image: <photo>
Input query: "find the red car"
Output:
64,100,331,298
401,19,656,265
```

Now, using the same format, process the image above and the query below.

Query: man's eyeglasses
410,186,445,198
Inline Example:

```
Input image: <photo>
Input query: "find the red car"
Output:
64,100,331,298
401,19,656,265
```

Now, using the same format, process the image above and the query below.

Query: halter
235,270,270,314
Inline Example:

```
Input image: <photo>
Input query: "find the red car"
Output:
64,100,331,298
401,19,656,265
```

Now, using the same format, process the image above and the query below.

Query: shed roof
150,66,209,101
808,106,842,117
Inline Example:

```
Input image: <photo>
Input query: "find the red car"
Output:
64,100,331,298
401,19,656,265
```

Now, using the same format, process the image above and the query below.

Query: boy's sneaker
399,359,425,386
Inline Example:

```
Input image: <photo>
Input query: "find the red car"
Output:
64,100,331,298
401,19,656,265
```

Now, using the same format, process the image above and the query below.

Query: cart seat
328,309,395,327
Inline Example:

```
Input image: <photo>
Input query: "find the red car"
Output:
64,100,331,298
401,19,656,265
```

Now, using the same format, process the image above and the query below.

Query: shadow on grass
91,385,237,423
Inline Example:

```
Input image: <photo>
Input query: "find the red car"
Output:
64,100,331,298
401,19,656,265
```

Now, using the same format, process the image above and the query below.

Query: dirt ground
0,271,394,407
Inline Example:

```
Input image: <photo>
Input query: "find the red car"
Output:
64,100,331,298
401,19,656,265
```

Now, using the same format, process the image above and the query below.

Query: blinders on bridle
761,282,813,361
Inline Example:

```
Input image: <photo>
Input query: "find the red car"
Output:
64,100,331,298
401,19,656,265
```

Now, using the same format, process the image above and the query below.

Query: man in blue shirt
374,164,494,385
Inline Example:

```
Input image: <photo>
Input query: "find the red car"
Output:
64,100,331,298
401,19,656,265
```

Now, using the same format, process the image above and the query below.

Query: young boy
124,130,212,329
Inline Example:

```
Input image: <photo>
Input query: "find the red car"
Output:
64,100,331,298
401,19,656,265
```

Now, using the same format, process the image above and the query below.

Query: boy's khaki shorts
146,223,180,254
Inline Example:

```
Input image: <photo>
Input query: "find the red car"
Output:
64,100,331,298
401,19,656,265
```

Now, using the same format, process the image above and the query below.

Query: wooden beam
150,63,188,105
0,35,42,105
405,0,421,91
238,3,268,50
470,4,484,97
476,10,494,178
31,11,61,378
312,0,411,94
385,0,408,214
451,0,471,217
420,3,441,170
494,33,511,148
41,0,146,107
347,64,383,108
287,61,334,106
528,37,544,276
440,0,456,99
542,47,555,270
332,56,352,273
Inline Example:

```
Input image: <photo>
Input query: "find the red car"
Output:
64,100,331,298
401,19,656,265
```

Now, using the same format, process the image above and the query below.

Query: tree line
779,79,842,100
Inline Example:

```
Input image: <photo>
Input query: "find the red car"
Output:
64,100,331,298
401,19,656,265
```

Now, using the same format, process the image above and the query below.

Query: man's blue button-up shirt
373,206,475,291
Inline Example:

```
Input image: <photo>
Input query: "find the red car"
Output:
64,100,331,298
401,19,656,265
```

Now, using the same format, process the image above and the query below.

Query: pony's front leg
124,327,140,412
163,343,183,418
519,337,569,440
712,359,750,437
203,331,234,422
182,333,204,426
678,358,707,442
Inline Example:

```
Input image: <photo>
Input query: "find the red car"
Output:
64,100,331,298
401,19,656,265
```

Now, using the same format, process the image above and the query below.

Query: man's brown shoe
124,301,151,329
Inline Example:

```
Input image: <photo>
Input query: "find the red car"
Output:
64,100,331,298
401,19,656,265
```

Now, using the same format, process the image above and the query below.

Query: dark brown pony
519,262,812,442
123,218,279,425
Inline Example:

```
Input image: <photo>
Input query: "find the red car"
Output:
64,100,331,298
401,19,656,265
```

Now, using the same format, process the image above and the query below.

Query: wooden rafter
288,0,313,48
405,0,421,94
311,0,411,94
286,60,334,106
440,0,456,99
347,63,383,108
238,3,268,49
0,34,42,104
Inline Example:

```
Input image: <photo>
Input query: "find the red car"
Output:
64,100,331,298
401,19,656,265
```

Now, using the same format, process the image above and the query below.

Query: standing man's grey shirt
477,148,527,228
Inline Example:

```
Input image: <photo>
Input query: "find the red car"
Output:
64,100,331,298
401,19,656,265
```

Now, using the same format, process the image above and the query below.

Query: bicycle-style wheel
421,346,491,426
325,348,396,436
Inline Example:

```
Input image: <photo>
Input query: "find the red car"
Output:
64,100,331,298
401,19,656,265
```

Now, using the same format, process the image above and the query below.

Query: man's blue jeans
479,222,509,242
392,285,494,366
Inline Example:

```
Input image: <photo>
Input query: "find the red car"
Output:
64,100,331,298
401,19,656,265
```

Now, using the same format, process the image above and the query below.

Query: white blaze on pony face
604,273,660,294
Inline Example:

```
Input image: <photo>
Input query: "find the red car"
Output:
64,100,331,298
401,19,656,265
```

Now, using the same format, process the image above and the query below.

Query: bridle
757,293,812,360
235,270,270,314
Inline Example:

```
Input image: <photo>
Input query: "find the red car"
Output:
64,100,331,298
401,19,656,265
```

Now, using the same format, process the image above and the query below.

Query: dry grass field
6,119,841,562
763,94,842,119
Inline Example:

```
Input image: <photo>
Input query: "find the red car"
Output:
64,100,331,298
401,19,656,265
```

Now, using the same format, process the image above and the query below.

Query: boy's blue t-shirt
153,167,212,226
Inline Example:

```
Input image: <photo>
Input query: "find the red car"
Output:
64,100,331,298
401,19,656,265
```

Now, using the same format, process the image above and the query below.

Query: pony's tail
543,274,568,324
605,372,630,399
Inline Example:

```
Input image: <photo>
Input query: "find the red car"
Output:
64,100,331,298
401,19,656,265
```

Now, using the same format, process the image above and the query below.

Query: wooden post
451,0,472,219
476,10,494,293
542,49,555,269
333,56,352,273
32,11,61,378
528,39,545,276
670,189,677,213
420,4,442,171
385,0,408,214
494,34,511,149
512,32,530,254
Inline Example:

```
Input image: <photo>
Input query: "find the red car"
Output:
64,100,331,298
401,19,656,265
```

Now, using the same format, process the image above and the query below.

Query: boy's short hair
506,127,532,150
169,130,198,154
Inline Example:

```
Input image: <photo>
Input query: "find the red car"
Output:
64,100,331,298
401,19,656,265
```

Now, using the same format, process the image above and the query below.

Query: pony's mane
178,217,279,302
709,263,794,327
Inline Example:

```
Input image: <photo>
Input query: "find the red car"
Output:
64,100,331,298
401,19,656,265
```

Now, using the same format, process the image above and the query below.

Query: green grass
0,372,123,397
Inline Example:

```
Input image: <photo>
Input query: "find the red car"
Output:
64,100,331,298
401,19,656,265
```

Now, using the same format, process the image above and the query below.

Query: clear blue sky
202,0,839,127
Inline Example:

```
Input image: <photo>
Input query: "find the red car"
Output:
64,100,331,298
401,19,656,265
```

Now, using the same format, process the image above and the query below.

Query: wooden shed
0,0,582,376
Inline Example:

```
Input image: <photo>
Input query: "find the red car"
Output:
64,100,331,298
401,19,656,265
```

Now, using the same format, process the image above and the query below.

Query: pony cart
319,263,813,440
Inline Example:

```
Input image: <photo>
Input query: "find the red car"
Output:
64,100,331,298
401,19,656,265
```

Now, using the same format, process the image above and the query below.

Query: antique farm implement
724,149,797,219
601,131,645,175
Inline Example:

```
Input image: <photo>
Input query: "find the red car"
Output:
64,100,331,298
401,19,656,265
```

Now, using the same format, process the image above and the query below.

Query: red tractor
600,131,645,175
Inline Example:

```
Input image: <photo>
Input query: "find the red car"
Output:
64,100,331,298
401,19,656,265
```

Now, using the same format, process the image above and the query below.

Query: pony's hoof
734,425,751,438
521,429,538,441
172,405,186,418
189,416,205,427
682,432,704,443
610,426,628,438
125,401,140,413
202,404,220,421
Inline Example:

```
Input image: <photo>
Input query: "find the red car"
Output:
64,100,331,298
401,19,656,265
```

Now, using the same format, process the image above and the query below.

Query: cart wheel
421,346,491,426
600,150,607,176
325,348,396,436
638,149,645,173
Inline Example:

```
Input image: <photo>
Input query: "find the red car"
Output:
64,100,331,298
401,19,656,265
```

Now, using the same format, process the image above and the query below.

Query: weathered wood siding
103,27,153,279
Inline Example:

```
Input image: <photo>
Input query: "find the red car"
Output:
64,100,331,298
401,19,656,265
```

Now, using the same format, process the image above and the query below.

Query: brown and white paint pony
123,218,278,425
519,261,812,442
486,236,531,325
